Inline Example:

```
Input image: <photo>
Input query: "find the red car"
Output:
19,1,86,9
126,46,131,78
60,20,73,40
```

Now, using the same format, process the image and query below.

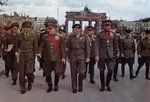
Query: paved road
0,58,150,102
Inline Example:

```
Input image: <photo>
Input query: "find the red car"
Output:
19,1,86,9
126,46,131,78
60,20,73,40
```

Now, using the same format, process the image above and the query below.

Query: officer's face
11,26,18,34
73,27,81,35
87,28,94,35
23,27,31,33
103,23,111,31
48,25,57,34
4,29,10,34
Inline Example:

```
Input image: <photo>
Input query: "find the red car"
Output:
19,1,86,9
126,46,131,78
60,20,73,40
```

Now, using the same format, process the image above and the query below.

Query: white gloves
62,58,66,63
138,55,141,58
15,52,19,57
121,53,124,57
36,54,41,58
86,58,90,63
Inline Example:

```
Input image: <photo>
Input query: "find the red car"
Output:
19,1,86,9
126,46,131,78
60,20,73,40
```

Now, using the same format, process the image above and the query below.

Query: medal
107,40,110,46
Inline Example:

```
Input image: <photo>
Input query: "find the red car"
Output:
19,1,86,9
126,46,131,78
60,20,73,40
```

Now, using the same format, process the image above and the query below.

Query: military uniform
39,32,66,92
95,20,119,91
38,17,66,93
120,30,136,79
17,21,38,94
68,24,90,93
135,30,150,80
85,26,96,84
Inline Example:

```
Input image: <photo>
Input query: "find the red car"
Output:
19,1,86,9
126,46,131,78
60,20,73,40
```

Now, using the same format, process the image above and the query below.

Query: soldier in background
85,26,96,84
68,24,90,94
59,29,68,79
38,18,66,93
0,25,5,58
95,20,119,92
2,26,11,77
120,29,136,79
4,22,19,85
17,21,38,94
135,30,150,80
111,24,122,82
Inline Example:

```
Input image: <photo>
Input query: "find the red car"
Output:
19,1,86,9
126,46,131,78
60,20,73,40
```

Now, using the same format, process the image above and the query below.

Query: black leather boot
54,76,59,92
78,74,84,92
100,71,105,92
106,71,112,92
47,83,52,93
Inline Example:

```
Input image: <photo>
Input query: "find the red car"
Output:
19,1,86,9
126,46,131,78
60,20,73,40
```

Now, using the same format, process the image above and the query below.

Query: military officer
59,29,68,79
95,20,119,92
85,26,96,84
120,29,136,79
17,21,38,94
111,24,122,82
38,18,66,93
4,22,19,85
68,24,90,94
135,30,150,80
2,26,11,77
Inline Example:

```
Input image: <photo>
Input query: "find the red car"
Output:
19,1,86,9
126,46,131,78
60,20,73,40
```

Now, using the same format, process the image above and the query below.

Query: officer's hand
86,58,90,63
138,55,141,58
15,52,19,57
62,58,66,63
121,53,124,57
36,54,41,58
95,56,99,62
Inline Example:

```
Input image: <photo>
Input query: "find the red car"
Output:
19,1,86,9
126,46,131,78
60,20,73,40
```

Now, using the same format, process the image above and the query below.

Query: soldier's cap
116,29,121,33
145,29,150,34
11,22,19,28
102,20,112,25
44,17,57,27
72,24,81,29
59,29,66,33
22,21,32,28
87,26,95,30
125,29,132,33
4,26,10,31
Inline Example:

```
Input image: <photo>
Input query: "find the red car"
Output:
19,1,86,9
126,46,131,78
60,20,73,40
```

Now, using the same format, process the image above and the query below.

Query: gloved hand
121,53,124,57
138,54,141,58
86,58,90,63
62,58,66,63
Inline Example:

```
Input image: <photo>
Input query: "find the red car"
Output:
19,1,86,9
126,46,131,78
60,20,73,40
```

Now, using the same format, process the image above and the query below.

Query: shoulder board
56,33,63,37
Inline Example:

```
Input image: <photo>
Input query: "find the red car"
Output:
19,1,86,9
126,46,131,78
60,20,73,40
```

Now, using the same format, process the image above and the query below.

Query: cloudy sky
0,0,150,24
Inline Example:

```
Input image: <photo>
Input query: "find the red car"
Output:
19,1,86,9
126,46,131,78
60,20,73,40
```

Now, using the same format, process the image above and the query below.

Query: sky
0,0,150,25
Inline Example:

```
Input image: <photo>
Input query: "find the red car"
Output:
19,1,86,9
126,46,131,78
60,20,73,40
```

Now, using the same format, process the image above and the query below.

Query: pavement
0,57,150,102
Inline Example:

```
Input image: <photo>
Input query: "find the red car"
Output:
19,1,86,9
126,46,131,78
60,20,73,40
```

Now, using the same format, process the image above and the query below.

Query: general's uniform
68,33,90,92
17,32,37,92
136,31,150,79
39,32,66,91
95,30,119,91
120,35,136,79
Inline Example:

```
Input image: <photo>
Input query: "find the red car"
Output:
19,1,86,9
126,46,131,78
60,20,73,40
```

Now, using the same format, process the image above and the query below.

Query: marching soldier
135,30,150,80
95,20,119,92
59,29,68,79
2,26,11,77
68,24,90,93
3,22,19,85
111,24,122,82
38,18,66,93
120,29,136,79
85,26,96,84
17,21,38,94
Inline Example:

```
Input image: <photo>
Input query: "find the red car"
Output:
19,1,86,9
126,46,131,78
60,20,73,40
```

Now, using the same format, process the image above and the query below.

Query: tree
0,0,7,6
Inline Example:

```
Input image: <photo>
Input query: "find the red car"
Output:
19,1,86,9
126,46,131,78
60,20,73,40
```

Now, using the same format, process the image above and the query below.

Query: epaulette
56,33,63,37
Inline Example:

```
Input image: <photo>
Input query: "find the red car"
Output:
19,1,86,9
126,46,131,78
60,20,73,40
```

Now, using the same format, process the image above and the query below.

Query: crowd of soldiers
0,18,149,94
